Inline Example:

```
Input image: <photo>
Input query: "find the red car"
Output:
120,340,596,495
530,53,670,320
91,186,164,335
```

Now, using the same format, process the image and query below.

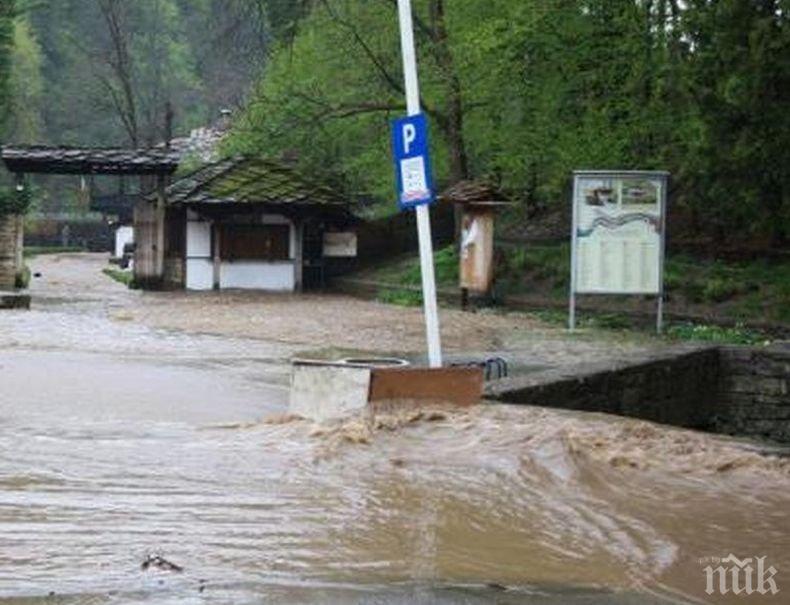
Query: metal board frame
569,170,669,334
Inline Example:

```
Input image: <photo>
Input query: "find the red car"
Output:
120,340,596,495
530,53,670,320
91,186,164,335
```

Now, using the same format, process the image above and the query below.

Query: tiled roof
438,180,509,205
1,145,180,175
165,157,349,208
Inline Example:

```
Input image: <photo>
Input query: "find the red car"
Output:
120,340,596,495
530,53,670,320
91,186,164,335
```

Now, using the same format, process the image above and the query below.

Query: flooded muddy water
1,255,789,604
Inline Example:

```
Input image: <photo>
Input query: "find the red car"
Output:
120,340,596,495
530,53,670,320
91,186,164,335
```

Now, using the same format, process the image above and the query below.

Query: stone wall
0,214,20,290
489,343,790,444
487,346,721,431
163,256,185,290
716,344,790,443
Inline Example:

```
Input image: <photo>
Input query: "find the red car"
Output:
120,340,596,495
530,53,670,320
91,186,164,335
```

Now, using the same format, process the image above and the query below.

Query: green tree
679,0,790,246
0,0,15,132
5,15,44,143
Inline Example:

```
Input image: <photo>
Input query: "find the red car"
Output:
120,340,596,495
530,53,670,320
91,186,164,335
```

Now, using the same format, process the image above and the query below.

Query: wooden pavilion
1,144,179,289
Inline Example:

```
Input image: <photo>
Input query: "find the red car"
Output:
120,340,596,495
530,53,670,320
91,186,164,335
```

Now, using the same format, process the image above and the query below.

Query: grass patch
665,322,768,346
362,240,790,327
377,287,422,307
24,245,86,258
533,308,771,345
102,267,135,288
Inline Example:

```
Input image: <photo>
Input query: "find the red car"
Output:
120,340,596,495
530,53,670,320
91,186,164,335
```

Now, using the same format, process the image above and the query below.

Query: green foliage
0,0,15,130
14,263,29,289
401,245,458,286
666,323,767,346
4,15,42,142
230,0,790,245
0,185,31,216
377,287,423,307
21,0,267,147
102,267,135,288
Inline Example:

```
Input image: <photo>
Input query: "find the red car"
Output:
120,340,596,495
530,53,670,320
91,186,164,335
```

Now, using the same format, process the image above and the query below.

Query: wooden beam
294,220,304,292
155,174,166,280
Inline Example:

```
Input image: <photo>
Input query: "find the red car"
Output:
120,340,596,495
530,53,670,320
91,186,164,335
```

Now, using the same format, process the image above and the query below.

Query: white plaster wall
186,220,212,258
220,261,295,291
114,226,134,259
184,212,298,291
186,217,213,291
186,259,214,290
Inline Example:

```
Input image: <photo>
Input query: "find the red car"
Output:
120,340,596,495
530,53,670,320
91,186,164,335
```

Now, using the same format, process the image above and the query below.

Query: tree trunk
432,0,468,184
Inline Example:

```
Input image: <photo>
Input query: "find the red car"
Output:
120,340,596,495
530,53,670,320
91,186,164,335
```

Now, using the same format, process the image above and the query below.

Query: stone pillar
0,214,19,290
14,214,23,277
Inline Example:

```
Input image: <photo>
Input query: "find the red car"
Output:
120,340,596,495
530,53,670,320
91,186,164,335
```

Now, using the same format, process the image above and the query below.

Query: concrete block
289,360,484,423
290,361,372,423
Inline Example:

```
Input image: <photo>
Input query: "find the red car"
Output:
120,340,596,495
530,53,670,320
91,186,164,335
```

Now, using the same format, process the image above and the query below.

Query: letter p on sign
403,123,417,154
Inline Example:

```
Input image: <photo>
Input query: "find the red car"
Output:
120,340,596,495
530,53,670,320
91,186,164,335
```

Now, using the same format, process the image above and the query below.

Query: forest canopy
0,1,787,247
227,0,790,247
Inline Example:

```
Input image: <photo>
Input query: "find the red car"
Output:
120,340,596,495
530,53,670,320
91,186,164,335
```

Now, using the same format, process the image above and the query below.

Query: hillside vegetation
227,0,790,248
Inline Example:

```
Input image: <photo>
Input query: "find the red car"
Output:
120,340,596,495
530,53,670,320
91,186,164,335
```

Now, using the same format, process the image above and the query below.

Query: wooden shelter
1,145,180,289
159,157,357,291
439,181,511,303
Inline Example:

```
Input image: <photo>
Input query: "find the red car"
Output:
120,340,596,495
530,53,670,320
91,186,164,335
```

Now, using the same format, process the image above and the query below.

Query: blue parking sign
391,113,434,210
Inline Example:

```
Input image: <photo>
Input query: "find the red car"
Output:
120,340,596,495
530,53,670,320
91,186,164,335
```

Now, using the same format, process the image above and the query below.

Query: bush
14,265,30,289
0,185,32,217
702,277,741,303
666,322,765,345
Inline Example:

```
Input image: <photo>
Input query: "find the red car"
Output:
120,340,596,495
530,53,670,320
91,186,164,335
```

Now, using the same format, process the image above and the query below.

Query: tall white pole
397,0,442,368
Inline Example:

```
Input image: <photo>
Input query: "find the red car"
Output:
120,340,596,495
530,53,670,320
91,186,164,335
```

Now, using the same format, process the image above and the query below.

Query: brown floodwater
0,256,789,604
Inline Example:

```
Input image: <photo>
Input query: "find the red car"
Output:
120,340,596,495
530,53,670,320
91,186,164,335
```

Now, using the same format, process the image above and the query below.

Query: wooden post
212,221,221,290
294,220,304,292
155,174,166,280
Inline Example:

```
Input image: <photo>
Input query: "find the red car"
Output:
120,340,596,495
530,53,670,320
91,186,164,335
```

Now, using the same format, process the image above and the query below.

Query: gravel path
24,253,673,371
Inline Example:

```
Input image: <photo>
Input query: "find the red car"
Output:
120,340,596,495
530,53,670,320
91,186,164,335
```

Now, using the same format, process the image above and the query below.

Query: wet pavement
1,254,789,604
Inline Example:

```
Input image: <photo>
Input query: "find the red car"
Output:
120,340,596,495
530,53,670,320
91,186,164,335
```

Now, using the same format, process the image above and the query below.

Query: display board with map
569,170,669,330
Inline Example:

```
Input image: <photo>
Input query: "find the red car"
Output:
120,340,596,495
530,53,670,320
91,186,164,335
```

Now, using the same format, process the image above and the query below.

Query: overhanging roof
1,145,180,175
438,180,510,206
166,157,351,211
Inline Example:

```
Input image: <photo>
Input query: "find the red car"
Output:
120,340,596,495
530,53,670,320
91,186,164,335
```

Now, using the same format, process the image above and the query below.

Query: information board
569,171,669,331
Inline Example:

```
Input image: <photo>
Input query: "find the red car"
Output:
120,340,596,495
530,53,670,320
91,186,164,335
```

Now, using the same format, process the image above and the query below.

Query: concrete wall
489,343,790,444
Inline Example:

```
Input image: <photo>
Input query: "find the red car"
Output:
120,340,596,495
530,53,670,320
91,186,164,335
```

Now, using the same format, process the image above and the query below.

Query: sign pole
396,0,442,368
569,175,578,331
